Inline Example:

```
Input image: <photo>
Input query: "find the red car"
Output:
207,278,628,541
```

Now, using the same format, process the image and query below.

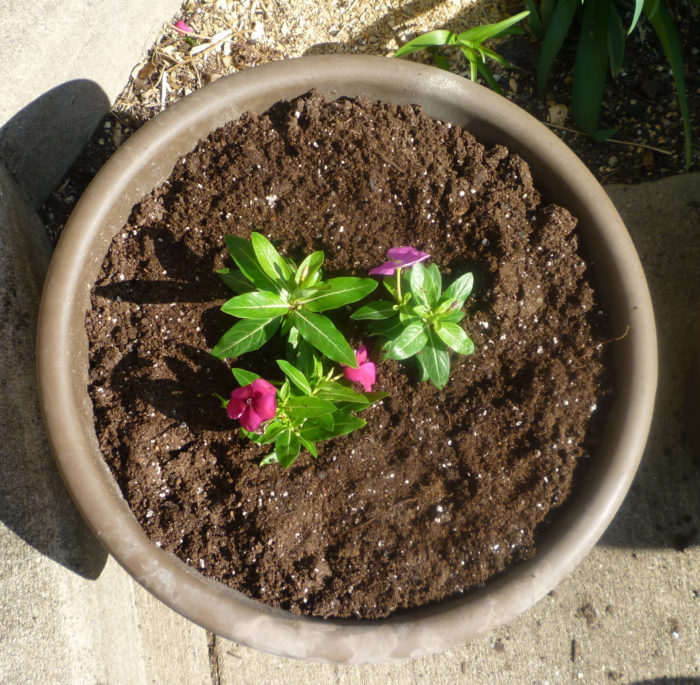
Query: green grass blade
607,6,625,77
394,30,455,57
537,0,579,94
526,0,544,38
644,0,693,169
571,0,612,136
457,10,529,43
629,0,645,33
476,59,503,95
541,0,556,28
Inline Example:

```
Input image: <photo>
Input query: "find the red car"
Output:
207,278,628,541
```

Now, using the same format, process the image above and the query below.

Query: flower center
246,398,252,405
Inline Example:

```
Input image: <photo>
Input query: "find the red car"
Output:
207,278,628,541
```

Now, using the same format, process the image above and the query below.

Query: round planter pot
37,55,657,663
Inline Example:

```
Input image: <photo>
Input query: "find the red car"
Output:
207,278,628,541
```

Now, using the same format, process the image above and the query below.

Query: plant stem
396,267,403,302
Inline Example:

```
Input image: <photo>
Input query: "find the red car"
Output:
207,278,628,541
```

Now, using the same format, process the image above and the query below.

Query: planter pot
37,55,657,663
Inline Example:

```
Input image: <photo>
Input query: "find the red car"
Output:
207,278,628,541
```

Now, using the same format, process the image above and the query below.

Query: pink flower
227,379,277,431
341,345,376,392
369,246,430,276
173,20,193,34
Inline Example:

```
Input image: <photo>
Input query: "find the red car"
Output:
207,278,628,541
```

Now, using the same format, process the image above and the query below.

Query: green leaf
428,47,451,71
540,0,556,28
440,308,465,324
644,0,693,169
231,367,262,386
315,380,371,407
384,322,429,360
537,0,579,94
476,59,503,95
571,0,612,137
285,395,336,418
421,329,450,389
276,360,312,395
221,291,291,319
300,412,366,442
425,263,442,305
394,30,455,58
217,267,255,293
211,317,280,359
301,277,378,312
299,436,318,458
607,5,625,77
410,262,441,308
250,421,287,445
292,310,357,367
526,0,545,40
435,321,475,355
442,272,474,304
457,10,529,43
294,251,324,286
368,316,412,338
259,452,279,466
383,278,398,300
629,0,645,34
351,300,397,320
225,235,280,292
275,430,301,468
250,232,294,285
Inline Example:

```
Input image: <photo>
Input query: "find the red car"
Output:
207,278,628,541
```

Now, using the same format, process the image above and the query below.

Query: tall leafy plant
528,0,692,166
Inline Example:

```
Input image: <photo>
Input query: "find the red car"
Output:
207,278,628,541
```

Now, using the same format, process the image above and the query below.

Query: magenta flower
369,246,430,276
227,379,277,431
173,20,193,33
341,345,376,392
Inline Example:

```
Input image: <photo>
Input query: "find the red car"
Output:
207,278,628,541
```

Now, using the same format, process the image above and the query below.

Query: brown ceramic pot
37,55,657,663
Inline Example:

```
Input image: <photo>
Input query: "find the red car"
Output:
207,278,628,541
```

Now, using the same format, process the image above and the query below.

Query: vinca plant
212,232,377,367
352,247,475,389
213,237,476,466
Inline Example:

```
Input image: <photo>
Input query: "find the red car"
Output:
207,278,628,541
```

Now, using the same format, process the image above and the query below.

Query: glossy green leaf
368,316,412,338
394,30,455,57
225,235,279,292
476,59,502,94
276,359,312,395
571,0,612,136
211,317,280,359
259,452,278,466
250,232,294,285
217,267,255,293
315,380,371,407
428,47,451,71
285,395,336,418
301,277,378,312
440,308,465,324
351,300,396,321
458,10,529,43
537,0,579,94
435,321,475,355
629,0,645,33
249,421,286,445
300,412,366,442
275,430,301,468
221,291,290,319
421,329,450,389
294,250,324,286
292,310,357,367
410,262,440,308
299,436,318,458
384,322,428,360
231,367,262,386
442,272,474,304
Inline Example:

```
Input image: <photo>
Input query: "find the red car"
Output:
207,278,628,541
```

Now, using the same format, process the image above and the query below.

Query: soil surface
86,91,612,619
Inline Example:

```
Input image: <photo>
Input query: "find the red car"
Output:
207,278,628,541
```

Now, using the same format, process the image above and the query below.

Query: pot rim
36,54,657,664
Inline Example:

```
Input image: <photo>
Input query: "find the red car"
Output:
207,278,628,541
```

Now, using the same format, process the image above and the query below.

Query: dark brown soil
85,91,612,619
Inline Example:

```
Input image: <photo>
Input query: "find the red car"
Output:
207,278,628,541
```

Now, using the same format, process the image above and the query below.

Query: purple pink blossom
369,246,430,276
227,379,277,431
173,20,193,33
341,345,376,392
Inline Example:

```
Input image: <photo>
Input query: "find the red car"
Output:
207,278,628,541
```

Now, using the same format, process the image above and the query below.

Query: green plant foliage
353,262,475,389
532,0,692,166
235,347,387,468
212,233,377,367
393,11,530,94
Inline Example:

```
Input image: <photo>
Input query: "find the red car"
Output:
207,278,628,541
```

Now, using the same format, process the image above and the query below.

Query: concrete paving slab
0,0,182,206
0,162,211,685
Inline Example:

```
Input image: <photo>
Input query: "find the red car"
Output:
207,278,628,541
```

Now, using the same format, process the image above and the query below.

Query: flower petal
239,406,263,432
355,344,368,365
387,246,430,268
343,361,376,392
369,261,397,276
251,378,277,396
252,391,277,422
173,20,193,33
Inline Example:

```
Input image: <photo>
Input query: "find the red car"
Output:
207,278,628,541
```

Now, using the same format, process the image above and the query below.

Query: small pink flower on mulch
173,20,193,34
342,345,376,392
227,379,277,431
